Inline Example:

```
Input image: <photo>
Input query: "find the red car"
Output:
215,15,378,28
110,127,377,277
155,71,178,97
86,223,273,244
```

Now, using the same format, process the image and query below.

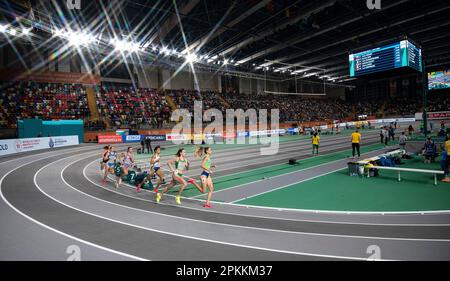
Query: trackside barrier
0,136,79,156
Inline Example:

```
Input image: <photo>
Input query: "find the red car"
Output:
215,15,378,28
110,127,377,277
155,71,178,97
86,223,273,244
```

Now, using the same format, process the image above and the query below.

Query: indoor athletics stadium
1,0,450,264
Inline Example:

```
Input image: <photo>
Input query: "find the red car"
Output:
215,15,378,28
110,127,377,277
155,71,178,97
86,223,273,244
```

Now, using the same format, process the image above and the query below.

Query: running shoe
203,203,212,208
154,187,158,193
442,178,450,183
156,193,161,203
136,183,141,192
175,195,181,205
188,179,196,184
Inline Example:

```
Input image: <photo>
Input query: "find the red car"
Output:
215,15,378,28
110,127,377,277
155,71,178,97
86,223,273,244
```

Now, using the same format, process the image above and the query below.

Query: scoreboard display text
349,40,422,77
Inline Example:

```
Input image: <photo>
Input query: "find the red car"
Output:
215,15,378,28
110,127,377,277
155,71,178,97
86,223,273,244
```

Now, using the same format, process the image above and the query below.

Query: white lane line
0,152,146,261
84,155,450,221
0,145,102,166
136,136,376,179
193,145,387,198
137,134,382,181
80,158,450,232
32,154,383,260
230,167,346,204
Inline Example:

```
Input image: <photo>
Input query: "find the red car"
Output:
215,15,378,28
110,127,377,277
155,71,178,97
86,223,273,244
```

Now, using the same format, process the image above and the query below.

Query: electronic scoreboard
349,40,422,77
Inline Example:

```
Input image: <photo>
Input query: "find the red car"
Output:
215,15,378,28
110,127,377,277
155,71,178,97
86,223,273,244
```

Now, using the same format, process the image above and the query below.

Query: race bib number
114,165,122,176
128,171,137,183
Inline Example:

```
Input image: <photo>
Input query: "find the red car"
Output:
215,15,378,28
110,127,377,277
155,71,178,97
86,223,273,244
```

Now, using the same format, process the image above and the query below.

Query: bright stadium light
22,27,31,36
113,39,127,52
160,46,169,56
152,46,157,52
185,52,197,63
53,28,65,37
0,24,8,33
110,38,139,53
67,31,95,47
223,59,229,65
9,29,17,36
130,42,140,53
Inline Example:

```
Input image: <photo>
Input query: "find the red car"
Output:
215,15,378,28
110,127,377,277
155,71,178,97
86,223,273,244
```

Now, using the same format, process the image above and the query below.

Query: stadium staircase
166,95,178,110
217,93,231,108
378,102,386,118
86,87,100,121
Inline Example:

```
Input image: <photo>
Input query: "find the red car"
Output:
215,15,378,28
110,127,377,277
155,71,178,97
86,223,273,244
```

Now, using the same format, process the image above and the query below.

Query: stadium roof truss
1,0,449,85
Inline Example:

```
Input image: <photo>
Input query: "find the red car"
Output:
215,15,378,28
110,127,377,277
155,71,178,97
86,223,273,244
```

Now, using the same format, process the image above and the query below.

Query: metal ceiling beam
276,8,450,74
290,22,450,71
186,0,272,52
237,0,410,64
217,0,338,58
148,0,201,44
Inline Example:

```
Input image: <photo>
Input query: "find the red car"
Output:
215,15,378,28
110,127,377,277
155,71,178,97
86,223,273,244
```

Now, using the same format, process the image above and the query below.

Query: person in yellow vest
312,132,320,156
351,129,362,158
442,135,450,183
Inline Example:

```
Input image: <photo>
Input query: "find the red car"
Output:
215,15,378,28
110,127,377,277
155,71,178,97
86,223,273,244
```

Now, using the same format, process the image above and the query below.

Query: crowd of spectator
355,94,450,118
354,100,383,117
1,81,450,130
167,89,227,114
384,97,422,117
211,91,351,122
96,87,171,129
0,81,89,129
428,94,450,112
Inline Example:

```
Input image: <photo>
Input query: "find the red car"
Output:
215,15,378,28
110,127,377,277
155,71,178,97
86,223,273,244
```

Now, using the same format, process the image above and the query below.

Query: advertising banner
222,132,237,139
98,135,123,144
123,135,142,143
166,134,188,141
237,131,249,138
0,136,79,156
144,135,166,141
205,133,223,139
415,111,450,120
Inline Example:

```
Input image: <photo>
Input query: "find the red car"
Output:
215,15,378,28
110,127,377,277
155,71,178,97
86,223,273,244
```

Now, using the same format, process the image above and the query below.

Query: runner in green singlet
195,146,216,208
156,148,203,204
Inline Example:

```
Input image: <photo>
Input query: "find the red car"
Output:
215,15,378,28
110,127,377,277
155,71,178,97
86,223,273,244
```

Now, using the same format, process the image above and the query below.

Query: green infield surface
236,155,450,212
162,142,396,196
129,130,450,213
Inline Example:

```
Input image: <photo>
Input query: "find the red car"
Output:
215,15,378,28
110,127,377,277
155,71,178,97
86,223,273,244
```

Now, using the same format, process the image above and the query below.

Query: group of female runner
101,145,215,208
101,145,136,189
